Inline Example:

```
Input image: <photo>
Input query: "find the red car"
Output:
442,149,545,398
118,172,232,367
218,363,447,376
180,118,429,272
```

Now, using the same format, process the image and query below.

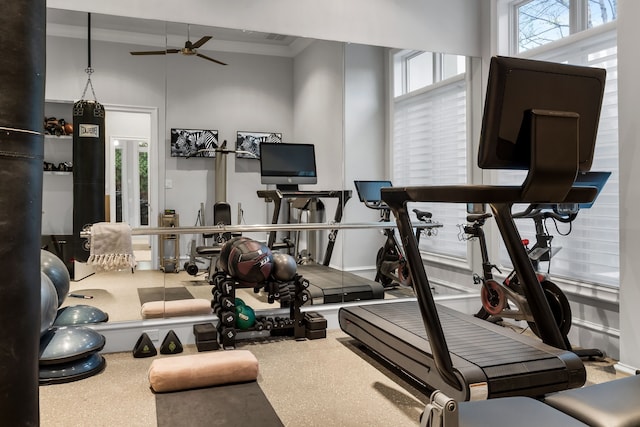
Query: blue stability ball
41,273,58,336
271,252,297,282
41,249,71,307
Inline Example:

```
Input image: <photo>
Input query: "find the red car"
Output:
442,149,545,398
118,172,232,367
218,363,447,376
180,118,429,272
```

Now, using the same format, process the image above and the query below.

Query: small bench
544,374,640,427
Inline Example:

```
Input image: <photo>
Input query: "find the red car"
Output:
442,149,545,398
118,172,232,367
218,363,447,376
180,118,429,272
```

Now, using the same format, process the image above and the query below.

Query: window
514,0,617,53
392,51,468,258
502,0,619,286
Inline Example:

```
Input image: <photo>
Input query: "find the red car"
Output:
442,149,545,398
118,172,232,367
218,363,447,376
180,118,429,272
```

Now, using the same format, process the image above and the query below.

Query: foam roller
148,350,259,393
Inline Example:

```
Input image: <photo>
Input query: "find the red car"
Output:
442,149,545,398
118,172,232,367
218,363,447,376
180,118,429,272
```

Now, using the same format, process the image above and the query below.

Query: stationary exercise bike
462,204,573,338
354,180,442,288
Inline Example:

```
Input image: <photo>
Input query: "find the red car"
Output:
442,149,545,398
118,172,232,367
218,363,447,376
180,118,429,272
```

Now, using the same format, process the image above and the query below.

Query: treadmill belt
297,264,385,303
361,301,563,372
340,299,585,400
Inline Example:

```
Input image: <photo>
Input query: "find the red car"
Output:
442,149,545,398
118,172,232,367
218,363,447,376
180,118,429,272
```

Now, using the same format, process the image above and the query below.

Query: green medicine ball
235,304,256,330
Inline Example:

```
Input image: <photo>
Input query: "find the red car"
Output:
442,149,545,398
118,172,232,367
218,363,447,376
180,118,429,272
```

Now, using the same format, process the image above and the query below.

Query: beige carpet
40,329,428,427
39,328,621,427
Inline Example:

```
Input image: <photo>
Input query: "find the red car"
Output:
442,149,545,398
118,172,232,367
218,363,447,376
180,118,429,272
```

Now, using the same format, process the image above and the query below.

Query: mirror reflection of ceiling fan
130,26,227,65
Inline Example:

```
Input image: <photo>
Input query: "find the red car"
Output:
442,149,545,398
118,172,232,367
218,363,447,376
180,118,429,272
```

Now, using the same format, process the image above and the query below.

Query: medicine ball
271,252,297,282
235,304,256,330
41,273,58,336
217,236,251,274
41,249,71,307
227,239,274,286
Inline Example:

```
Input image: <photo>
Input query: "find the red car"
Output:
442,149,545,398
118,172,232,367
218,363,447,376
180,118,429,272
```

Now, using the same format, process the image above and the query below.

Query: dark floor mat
137,287,194,305
155,381,283,427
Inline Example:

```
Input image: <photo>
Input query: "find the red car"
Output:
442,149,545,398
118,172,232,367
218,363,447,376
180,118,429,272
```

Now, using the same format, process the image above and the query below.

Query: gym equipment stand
209,271,313,349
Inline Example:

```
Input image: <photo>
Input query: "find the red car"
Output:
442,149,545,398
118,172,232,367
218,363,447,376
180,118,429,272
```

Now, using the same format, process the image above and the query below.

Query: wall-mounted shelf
42,100,74,236
44,171,72,176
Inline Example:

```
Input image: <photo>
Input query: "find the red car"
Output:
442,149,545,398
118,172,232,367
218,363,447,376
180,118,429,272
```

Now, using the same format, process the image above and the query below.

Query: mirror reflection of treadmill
339,56,607,401
258,143,385,304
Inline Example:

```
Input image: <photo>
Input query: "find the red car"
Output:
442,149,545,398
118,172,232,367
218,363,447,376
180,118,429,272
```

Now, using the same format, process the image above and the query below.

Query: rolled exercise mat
141,299,212,319
148,350,259,393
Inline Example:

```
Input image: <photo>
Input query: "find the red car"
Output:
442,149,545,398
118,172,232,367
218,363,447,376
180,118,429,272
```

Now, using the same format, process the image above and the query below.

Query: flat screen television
478,56,606,172
260,142,317,191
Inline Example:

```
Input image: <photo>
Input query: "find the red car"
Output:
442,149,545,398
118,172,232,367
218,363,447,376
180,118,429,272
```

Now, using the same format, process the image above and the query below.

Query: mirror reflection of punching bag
72,100,105,262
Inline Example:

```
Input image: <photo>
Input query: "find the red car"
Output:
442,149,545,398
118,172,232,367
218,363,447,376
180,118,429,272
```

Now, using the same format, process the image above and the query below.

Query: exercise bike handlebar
363,200,388,210
512,204,578,223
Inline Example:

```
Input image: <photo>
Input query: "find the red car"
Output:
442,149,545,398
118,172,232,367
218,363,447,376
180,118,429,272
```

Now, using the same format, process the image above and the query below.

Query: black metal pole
87,13,92,69
0,0,46,425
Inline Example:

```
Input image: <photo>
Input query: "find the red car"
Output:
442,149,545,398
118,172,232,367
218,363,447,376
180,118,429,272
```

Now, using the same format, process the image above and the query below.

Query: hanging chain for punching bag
72,12,106,264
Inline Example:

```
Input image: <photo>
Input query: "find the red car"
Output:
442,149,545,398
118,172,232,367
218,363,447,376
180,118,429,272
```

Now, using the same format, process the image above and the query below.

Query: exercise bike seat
413,208,433,221
466,213,492,223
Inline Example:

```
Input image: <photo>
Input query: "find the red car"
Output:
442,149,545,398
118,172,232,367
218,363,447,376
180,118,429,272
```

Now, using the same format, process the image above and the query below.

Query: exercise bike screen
354,180,393,203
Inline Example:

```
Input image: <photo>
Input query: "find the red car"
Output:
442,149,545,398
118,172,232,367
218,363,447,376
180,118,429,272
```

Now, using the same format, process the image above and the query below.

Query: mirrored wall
43,8,479,327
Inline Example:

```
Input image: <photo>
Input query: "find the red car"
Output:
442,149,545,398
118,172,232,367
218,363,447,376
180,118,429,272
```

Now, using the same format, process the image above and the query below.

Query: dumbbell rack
210,271,313,349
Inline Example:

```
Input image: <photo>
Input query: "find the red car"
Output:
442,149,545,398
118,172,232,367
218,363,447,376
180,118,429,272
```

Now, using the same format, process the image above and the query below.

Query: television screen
170,128,218,158
260,143,317,190
478,56,606,172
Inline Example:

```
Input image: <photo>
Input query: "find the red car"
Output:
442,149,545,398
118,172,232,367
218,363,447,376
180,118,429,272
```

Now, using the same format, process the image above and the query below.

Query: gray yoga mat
137,287,194,305
155,381,283,427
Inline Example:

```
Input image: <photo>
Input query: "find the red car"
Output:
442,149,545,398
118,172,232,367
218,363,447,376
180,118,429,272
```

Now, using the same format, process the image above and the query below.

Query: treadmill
257,189,385,304
340,56,608,401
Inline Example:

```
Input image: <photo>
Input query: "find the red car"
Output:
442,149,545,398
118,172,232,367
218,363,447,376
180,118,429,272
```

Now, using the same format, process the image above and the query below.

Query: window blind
499,28,619,286
392,78,468,258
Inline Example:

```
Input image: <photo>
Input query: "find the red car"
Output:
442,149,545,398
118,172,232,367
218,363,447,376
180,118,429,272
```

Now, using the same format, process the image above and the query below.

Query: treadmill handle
385,194,463,392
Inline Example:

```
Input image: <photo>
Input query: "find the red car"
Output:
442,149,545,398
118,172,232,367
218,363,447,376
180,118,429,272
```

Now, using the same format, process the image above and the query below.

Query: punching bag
0,1,45,425
72,100,106,262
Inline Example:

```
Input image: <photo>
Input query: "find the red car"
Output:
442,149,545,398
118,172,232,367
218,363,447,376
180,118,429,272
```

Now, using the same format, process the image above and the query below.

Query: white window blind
499,28,619,286
392,77,468,258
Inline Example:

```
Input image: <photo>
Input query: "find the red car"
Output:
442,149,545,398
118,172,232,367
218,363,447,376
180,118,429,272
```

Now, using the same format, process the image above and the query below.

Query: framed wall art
170,128,219,158
235,131,282,159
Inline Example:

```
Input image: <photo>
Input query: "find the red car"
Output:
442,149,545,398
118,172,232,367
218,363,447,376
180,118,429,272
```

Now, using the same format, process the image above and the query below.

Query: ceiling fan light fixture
129,31,226,65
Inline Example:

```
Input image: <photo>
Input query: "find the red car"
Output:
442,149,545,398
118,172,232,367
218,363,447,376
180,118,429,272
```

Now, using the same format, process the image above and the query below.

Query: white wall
342,44,387,271
163,48,295,250
292,40,345,266
48,0,482,58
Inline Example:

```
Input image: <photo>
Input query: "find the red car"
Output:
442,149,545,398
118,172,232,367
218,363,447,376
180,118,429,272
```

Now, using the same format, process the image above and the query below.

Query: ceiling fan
130,26,227,65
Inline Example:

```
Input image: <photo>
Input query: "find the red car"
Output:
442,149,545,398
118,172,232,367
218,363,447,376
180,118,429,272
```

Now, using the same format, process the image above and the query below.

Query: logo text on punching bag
78,124,100,138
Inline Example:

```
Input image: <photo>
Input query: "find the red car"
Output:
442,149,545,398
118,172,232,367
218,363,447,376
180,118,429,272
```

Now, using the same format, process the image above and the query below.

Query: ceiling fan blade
166,49,181,54
130,50,167,56
191,36,212,49
197,53,227,66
